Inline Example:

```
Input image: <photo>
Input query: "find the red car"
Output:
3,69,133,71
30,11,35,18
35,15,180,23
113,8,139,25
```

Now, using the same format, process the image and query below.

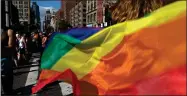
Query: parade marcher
41,33,48,52
32,31,42,53
26,33,33,57
1,28,16,95
18,34,27,65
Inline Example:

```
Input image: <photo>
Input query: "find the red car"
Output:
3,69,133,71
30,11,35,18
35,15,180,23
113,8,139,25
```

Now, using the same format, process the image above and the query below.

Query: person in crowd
32,31,42,52
18,34,27,65
14,33,21,67
39,32,43,39
48,32,52,37
1,27,16,95
25,33,33,57
41,33,48,53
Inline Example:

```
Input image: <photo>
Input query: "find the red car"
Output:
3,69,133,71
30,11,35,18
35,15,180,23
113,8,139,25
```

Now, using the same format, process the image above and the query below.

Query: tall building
86,0,97,27
12,0,30,24
31,2,40,27
85,0,118,27
43,10,51,31
97,0,104,27
1,0,19,29
61,0,80,23
56,9,63,20
69,1,86,27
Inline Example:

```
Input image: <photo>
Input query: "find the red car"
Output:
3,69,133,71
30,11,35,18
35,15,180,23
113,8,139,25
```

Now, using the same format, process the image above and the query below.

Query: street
12,53,73,96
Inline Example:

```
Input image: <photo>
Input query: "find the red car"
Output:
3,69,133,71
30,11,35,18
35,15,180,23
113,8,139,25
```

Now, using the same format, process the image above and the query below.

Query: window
19,9,23,13
94,13,96,21
20,13,23,17
20,5,23,8
26,13,28,17
94,1,96,9
24,5,28,8
24,9,27,12
90,14,92,22
88,6,90,12
24,2,28,4
91,3,92,11
88,15,89,22
19,13,22,17
83,9,86,12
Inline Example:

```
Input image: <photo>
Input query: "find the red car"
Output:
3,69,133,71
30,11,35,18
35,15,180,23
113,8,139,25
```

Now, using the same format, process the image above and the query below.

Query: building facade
1,0,19,29
69,1,86,27
50,15,57,31
97,0,104,27
56,9,64,20
86,0,97,27
61,0,81,23
31,2,40,27
43,10,51,31
102,0,118,27
12,0,30,24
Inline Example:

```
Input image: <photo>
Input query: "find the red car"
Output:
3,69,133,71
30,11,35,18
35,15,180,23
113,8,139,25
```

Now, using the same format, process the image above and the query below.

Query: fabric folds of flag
32,1,186,95
45,28,102,49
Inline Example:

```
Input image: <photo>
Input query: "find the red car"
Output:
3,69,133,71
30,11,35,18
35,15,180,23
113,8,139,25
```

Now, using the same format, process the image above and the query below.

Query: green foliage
57,20,72,31
46,25,54,33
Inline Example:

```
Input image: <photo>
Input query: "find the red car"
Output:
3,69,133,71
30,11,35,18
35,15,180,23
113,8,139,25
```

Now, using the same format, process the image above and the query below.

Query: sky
31,1,61,30
34,1,61,9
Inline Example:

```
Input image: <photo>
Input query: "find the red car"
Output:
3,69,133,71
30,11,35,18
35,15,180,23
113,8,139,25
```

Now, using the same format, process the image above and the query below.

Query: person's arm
23,37,27,49
6,29,15,48
42,37,47,44
3,29,15,55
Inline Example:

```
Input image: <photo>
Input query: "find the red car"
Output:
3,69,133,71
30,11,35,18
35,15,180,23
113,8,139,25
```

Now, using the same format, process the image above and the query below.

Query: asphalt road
12,53,73,96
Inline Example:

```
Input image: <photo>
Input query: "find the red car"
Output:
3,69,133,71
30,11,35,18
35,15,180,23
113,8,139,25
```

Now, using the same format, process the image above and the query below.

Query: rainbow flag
32,1,186,95
45,28,102,49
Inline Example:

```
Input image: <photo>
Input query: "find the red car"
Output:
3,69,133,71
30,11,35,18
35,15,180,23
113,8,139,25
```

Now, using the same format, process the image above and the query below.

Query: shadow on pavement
14,84,34,95
14,69,39,76
13,67,31,92
37,81,63,96
13,64,39,70
13,52,40,95
36,81,73,96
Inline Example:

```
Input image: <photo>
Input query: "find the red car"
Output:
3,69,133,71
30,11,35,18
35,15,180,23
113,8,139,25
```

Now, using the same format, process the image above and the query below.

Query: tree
57,19,72,32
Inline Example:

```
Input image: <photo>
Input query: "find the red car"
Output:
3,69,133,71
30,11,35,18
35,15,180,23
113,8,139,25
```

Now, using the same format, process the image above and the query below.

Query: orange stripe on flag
81,14,186,95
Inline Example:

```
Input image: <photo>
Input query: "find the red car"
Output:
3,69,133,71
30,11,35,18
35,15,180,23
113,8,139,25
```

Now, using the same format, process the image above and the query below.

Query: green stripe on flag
41,34,81,69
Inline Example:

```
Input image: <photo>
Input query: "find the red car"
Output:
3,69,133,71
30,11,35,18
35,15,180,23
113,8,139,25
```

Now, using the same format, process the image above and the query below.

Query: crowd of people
1,27,52,95
14,31,51,66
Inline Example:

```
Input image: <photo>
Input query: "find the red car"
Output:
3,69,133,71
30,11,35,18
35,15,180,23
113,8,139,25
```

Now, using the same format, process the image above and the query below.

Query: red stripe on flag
105,64,186,95
32,69,81,95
